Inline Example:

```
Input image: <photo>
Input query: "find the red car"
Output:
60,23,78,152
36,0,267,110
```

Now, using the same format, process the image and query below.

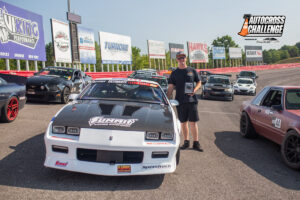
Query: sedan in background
240,86,300,169
233,78,257,95
0,76,26,122
236,71,258,80
202,75,234,101
26,67,92,103
44,78,181,176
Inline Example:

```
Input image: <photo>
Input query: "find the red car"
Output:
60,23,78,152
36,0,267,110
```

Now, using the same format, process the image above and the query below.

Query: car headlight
67,127,80,135
161,132,174,140
52,126,65,134
145,132,160,140
40,85,45,90
205,86,212,91
225,88,232,92
47,84,59,91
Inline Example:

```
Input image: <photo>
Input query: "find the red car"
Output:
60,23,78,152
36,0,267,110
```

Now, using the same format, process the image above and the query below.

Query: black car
128,69,158,78
202,75,234,101
26,67,92,103
144,75,168,94
0,76,26,122
236,71,258,80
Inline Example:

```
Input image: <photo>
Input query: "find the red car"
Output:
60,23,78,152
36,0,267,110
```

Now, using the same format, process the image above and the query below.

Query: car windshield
286,89,300,110
80,81,166,104
36,68,74,79
208,76,230,84
237,79,253,84
240,71,255,77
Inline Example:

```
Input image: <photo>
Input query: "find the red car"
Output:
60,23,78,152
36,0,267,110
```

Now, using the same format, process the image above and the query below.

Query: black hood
53,100,174,133
27,75,67,85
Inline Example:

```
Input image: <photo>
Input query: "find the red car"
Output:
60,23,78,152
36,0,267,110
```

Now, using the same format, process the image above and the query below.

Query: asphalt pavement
0,67,300,200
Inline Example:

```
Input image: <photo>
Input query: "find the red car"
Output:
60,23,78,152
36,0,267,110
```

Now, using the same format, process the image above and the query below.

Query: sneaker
193,141,203,152
180,140,190,150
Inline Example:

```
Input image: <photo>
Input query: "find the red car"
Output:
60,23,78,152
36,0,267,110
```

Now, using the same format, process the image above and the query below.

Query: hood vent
99,104,115,115
123,105,141,116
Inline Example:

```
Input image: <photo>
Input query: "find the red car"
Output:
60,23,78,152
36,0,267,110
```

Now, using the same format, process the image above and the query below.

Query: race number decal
272,118,281,128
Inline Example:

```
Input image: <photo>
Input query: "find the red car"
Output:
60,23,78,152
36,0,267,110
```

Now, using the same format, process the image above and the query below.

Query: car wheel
176,149,180,165
231,95,234,101
0,96,19,123
240,112,257,138
281,130,300,170
61,87,71,104
252,90,256,96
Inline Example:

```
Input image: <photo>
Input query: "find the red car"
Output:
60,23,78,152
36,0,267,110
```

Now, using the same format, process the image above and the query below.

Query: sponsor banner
51,19,72,63
148,40,165,59
169,43,184,59
187,42,208,63
0,1,46,61
229,47,242,59
99,31,132,65
212,47,225,60
245,45,263,62
78,26,96,64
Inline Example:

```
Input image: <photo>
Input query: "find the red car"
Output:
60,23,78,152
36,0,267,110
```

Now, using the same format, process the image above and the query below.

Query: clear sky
3,0,300,54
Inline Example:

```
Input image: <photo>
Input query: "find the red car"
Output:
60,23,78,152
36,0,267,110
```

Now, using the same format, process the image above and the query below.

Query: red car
240,86,300,169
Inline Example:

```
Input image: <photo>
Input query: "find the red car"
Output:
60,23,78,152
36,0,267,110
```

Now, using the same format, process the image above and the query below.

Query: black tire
231,94,234,101
252,90,256,96
0,96,19,123
240,112,258,138
281,130,300,170
61,87,71,104
176,148,180,166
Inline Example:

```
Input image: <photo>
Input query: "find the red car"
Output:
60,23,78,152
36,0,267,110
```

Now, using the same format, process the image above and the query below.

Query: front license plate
117,165,131,173
27,90,35,94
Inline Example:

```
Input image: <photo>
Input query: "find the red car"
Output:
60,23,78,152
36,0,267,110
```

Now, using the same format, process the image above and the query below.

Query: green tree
45,42,54,66
263,50,272,64
295,42,300,51
279,50,290,60
270,50,281,63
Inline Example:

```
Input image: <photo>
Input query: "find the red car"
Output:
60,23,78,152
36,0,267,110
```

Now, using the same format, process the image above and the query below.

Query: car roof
45,66,76,71
237,78,254,81
271,86,300,89
240,70,255,73
94,78,160,85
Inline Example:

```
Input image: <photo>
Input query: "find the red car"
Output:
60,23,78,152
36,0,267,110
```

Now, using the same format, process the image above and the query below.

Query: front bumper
234,88,255,95
26,90,62,102
202,90,233,100
44,124,179,176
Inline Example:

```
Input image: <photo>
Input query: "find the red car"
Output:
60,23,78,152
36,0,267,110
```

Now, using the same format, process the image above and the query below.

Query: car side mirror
271,104,283,111
169,99,179,107
69,94,79,101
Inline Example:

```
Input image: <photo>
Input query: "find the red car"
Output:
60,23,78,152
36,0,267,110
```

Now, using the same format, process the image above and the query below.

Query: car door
255,88,283,141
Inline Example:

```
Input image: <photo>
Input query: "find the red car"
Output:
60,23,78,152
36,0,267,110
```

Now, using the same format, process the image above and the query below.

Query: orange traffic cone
238,18,249,36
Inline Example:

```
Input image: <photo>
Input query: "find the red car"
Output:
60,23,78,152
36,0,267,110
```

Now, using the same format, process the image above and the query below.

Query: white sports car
233,78,256,95
44,78,181,176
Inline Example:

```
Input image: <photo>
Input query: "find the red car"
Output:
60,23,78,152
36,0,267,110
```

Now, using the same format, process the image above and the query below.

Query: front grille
212,88,225,92
26,84,47,92
240,90,248,92
77,148,144,164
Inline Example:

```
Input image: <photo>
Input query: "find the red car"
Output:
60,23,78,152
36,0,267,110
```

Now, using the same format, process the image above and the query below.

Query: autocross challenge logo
238,14,286,39
0,6,39,49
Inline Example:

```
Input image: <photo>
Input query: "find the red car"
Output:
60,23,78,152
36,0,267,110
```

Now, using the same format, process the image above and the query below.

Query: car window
240,71,255,76
80,81,166,104
0,77,7,85
261,89,282,107
252,87,269,106
286,89,300,110
208,76,229,84
36,68,74,79
237,79,253,84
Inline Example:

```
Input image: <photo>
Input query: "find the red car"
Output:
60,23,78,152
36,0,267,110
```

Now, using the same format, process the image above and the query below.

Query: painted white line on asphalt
199,111,239,116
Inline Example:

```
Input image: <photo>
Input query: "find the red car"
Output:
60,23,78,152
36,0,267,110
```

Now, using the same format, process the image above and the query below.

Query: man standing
167,51,203,151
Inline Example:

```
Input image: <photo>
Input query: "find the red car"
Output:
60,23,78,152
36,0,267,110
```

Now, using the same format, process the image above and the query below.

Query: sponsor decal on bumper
117,165,131,173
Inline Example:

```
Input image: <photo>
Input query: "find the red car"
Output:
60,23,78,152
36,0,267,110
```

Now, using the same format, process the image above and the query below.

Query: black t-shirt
168,67,200,105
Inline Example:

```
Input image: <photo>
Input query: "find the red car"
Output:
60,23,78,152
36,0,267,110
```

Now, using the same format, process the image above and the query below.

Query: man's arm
167,83,175,99
194,81,202,93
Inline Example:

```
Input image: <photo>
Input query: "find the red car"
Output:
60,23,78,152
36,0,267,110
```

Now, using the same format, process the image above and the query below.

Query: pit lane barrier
0,63,300,79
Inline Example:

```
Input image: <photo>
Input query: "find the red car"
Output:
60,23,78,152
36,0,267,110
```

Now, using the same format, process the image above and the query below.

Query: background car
128,69,158,78
199,71,213,85
202,75,234,101
0,76,26,122
236,71,258,80
240,86,300,169
44,78,181,176
26,67,92,103
233,78,256,95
